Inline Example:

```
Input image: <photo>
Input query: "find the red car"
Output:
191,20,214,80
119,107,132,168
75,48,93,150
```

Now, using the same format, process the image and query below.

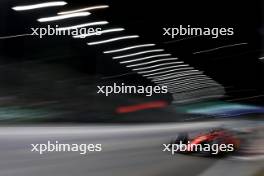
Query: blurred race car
171,128,241,156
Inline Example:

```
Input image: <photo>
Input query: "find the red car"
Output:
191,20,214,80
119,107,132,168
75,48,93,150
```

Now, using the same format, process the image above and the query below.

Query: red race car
171,128,241,156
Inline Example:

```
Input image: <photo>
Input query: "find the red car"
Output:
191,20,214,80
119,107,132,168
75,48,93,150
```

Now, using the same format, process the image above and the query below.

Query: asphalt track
0,121,262,176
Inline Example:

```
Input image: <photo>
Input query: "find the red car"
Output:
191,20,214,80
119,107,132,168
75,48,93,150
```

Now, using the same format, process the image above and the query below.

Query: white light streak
156,76,212,85
113,49,164,59
130,62,184,71
126,59,180,68
38,12,90,22
12,1,67,11
173,95,224,104
142,67,194,77
137,65,189,74
73,28,125,38
150,71,209,81
0,34,31,39
125,58,178,67
153,70,202,82
56,21,108,31
168,84,218,93
120,54,171,64
58,5,109,15
167,82,218,89
104,44,155,54
87,35,139,45
193,42,248,54
160,78,215,87
152,75,210,85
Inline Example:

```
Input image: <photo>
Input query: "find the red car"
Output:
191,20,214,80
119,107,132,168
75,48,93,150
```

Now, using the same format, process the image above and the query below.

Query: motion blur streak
149,71,205,79
154,75,212,83
166,82,218,90
152,71,203,82
120,54,171,64
116,101,168,113
12,1,67,11
0,121,262,176
38,12,90,22
160,78,214,87
56,21,109,31
184,102,264,117
227,95,264,102
58,5,109,15
104,44,156,53
113,49,165,59
174,95,224,103
128,62,184,71
124,58,178,67
0,33,31,39
152,75,210,84
127,61,184,68
169,85,219,93
142,67,194,77
138,65,191,74
87,35,139,45
152,70,202,81
193,42,248,54
149,70,202,82
73,28,125,38
131,62,185,71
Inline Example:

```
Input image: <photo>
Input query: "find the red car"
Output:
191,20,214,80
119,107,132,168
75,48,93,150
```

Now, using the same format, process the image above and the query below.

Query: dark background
0,0,263,122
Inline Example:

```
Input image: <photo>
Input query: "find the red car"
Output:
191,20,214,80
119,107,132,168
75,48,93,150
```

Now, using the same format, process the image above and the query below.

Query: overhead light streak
104,44,155,54
152,75,211,84
153,70,202,82
73,28,125,38
156,76,213,85
12,1,67,11
150,72,210,81
168,84,219,93
38,12,90,22
0,33,31,39
122,58,178,67
153,73,204,84
170,86,221,95
168,85,218,92
56,21,108,31
161,79,216,87
150,70,203,79
58,5,109,15
193,42,248,55
126,59,181,68
142,67,194,77
173,95,224,104
137,65,189,74
158,81,216,90
87,35,139,45
120,54,171,64
130,62,184,71
166,82,218,90
113,49,164,59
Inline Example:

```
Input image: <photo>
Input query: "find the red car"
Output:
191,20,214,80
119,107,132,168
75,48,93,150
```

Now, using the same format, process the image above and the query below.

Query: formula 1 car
171,128,241,156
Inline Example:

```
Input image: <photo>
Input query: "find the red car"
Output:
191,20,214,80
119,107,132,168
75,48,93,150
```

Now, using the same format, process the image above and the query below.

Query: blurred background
0,0,263,176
